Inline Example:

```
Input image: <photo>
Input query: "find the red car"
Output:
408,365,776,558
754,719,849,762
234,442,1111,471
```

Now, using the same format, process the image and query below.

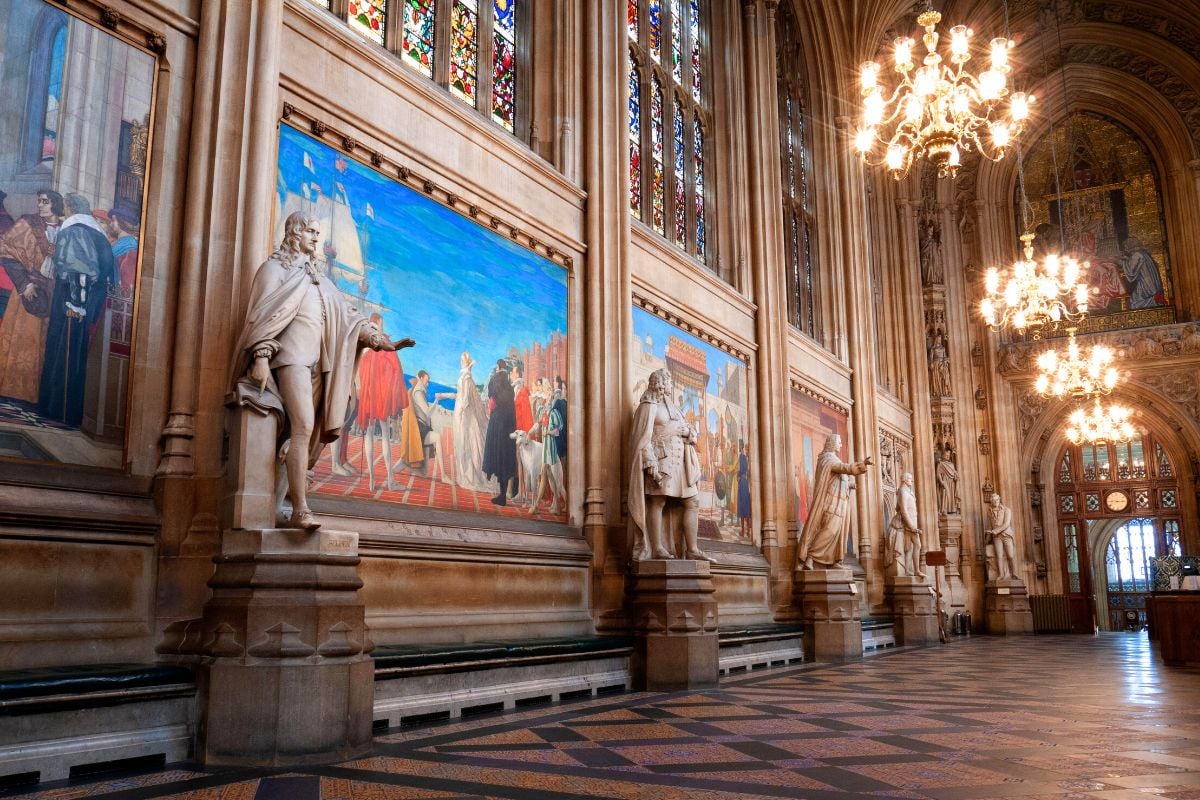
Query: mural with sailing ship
275,125,569,522
630,307,753,545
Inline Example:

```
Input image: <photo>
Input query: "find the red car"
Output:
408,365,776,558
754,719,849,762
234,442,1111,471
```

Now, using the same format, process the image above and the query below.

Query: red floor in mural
310,430,568,523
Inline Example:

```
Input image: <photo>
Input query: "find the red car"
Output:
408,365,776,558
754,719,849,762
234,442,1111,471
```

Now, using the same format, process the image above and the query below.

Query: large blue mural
276,125,569,521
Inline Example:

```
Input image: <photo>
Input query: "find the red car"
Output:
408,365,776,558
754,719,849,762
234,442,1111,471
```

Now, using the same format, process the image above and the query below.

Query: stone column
155,0,285,632
985,578,1034,635
794,568,862,661
630,560,719,690
582,0,632,631
740,0,793,609
886,576,940,645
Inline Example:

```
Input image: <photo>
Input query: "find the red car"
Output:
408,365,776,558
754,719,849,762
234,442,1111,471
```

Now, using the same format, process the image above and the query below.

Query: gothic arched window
628,0,711,261
775,2,821,342
310,0,524,134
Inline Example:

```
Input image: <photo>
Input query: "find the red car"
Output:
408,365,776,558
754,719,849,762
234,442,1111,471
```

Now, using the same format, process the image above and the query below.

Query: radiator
1030,594,1072,633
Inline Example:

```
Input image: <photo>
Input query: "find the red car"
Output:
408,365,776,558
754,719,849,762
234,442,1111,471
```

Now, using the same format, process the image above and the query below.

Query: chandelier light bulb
1010,91,1030,120
856,9,1033,178
861,61,880,90
989,37,1010,69
855,128,876,153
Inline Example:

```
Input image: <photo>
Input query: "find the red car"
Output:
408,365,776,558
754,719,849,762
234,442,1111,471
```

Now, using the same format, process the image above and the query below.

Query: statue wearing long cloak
797,436,870,569
230,249,372,469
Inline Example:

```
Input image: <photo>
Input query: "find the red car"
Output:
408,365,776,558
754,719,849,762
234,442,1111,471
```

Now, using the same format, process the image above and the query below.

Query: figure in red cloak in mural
356,312,407,491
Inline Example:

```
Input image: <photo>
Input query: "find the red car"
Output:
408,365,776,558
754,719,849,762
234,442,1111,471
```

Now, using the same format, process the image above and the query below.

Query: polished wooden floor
6,633,1200,799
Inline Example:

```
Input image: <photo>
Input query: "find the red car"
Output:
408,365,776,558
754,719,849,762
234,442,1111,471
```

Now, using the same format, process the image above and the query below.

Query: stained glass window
673,100,686,246
492,0,516,130
322,0,524,136
629,58,642,218
648,0,662,62
650,78,665,233
348,0,387,46
400,0,435,77
694,117,705,256
449,0,479,105
628,0,710,262
776,1,821,341
1063,523,1080,593
670,0,683,83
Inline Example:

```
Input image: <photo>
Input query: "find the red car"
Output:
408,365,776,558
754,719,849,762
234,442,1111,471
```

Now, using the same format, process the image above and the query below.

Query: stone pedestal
194,528,374,766
886,575,939,645
985,578,1034,635
795,568,862,661
630,559,718,691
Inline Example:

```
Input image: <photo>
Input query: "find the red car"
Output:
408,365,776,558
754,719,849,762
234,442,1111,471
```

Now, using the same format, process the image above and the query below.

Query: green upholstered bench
0,663,195,715
373,636,635,679
718,623,804,646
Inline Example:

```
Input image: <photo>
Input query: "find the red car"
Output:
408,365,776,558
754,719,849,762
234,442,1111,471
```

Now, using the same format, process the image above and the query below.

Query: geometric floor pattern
6,633,1200,799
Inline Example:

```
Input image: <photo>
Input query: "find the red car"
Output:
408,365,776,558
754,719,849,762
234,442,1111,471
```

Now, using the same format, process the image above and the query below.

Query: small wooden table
1147,591,1200,667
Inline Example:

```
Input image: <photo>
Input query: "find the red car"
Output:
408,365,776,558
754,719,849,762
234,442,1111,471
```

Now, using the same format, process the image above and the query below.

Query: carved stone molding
1017,389,1050,441
789,379,850,416
878,429,910,491
998,322,1200,379
1141,371,1200,419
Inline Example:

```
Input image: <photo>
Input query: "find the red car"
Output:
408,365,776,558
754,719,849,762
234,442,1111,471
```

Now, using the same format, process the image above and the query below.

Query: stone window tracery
308,0,524,136
775,1,821,343
628,0,711,261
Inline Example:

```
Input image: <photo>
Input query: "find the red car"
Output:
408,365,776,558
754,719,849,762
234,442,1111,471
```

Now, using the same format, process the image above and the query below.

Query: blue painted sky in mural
276,125,567,390
631,307,744,397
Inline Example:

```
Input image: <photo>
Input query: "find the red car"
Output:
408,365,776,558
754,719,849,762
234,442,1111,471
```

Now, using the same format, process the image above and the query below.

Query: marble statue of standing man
885,472,925,578
797,434,873,570
984,493,1019,581
231,212,414,530
628,368,710,562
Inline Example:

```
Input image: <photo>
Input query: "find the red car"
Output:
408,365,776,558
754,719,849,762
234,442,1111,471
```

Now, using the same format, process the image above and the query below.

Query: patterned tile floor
5,633,1199,799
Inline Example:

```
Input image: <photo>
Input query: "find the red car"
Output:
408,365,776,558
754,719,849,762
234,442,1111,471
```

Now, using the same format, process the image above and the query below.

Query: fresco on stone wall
630,307,753,545
275,125,569,523
0,0,155,469
1020,112,1174,334
789,388,850,547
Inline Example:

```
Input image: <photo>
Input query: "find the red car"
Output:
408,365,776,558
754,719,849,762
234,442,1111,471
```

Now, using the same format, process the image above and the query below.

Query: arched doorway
1053,432,1181,632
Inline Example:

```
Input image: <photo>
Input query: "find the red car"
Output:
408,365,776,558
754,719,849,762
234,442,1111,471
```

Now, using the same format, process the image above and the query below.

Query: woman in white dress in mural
453,351,495,492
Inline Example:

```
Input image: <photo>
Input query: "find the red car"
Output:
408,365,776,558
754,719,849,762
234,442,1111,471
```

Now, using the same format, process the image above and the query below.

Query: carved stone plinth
985,578,1034,635
192,528,373,765
886,575,939,645
630,559,718,691
795,568,862,662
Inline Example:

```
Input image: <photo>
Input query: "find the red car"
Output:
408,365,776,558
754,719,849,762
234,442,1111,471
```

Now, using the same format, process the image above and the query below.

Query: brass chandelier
854,4,1033,179
1033,328,1117,398
980,233,1089,338
1065,397,1136,446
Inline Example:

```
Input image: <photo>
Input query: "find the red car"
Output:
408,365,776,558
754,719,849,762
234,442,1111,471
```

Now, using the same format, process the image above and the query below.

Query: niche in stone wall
631,305,753,546
1018,112,1173,333
275,125,569,523
0,0,157,469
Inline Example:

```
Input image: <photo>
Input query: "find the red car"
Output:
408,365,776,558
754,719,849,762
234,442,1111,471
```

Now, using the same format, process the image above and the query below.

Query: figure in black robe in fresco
38,195,115,426
481,360,518,505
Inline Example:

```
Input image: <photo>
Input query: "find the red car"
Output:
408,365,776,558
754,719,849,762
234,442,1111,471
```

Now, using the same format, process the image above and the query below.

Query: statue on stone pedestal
984,493,1019,581
919,212,944,286
797,433,873,570
231,212,414,530
934,445,960,516
628,368,710,562
885,472,926,578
